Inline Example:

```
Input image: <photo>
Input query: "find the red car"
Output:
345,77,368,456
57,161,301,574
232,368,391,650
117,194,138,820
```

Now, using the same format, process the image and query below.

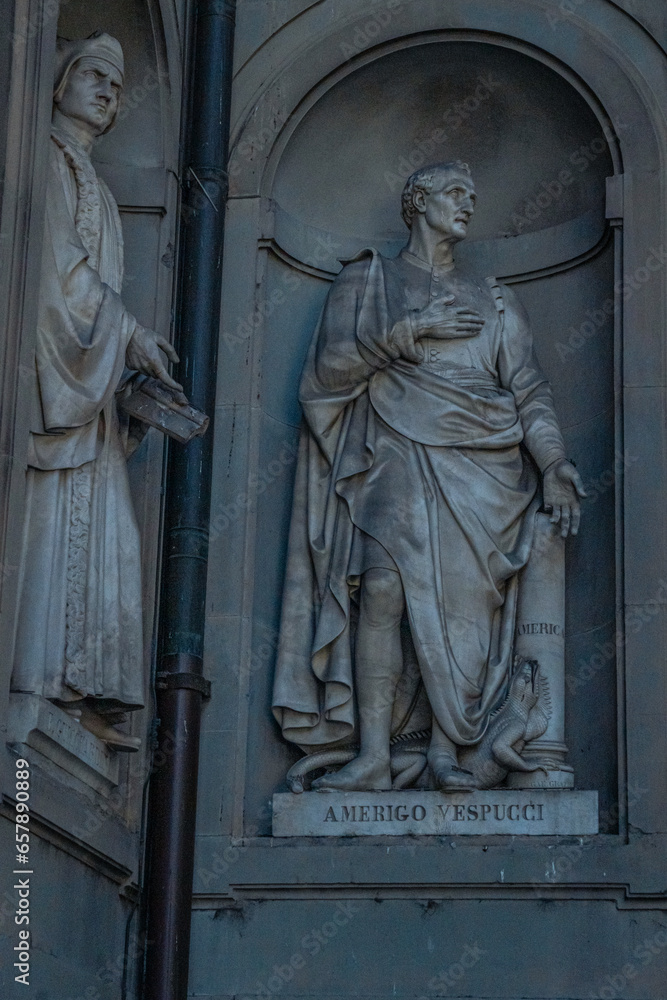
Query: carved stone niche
229,40,618,835
7,0,180,798
269,173,599,831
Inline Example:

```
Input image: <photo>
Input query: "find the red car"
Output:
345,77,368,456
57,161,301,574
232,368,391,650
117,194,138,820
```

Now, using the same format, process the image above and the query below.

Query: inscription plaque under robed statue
271,161,596,831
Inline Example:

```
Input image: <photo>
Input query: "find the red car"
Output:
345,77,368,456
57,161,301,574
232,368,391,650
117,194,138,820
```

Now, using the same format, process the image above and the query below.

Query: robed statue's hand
542,459,587,537
415,295,485,340
389,294,485,363
126,325,187,402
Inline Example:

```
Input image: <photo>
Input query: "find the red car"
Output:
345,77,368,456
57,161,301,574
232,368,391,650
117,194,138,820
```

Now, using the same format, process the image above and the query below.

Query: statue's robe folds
272,249,567,748
11,132,144,709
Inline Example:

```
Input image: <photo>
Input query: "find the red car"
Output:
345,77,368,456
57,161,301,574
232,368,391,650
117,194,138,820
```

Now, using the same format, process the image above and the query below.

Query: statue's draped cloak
12,133,144,708
272,249,566,748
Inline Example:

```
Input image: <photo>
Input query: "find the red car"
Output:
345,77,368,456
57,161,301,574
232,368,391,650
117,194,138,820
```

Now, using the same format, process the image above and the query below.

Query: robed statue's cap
54,32,124,132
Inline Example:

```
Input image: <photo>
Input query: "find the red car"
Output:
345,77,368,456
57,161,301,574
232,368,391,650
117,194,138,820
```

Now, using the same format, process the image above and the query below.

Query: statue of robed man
11,33,184,750
272,162,585,790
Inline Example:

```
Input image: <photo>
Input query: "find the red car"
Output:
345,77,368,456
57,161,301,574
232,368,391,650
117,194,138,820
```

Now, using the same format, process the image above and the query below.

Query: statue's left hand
542,459,587,537
126,325,187,402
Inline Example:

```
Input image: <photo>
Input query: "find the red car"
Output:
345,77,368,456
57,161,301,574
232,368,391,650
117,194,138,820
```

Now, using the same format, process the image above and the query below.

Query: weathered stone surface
0,4,184,995
9,694,119,794
272,789,598,837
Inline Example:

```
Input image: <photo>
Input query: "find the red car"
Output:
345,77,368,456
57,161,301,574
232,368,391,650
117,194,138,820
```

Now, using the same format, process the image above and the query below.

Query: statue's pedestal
8,694,120,794
272,789,598,837
506,767,574,789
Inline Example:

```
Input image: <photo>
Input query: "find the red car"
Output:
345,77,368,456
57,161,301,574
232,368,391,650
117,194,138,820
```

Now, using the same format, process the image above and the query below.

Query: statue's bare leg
313,568,404,791
429,718,477,791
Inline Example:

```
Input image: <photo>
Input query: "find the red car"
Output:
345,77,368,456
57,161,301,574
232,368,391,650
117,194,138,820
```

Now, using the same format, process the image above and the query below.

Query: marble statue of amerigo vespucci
11,33,185,751
272,161,586,791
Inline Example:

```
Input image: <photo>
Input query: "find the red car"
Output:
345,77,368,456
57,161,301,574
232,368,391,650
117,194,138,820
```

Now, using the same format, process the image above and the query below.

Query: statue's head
53,32,124,137
401,161,476,243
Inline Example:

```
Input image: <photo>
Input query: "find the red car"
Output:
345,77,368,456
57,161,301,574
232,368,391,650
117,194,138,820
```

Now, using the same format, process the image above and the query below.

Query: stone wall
0,1,184,994
193,2,667,998
1,2,667,998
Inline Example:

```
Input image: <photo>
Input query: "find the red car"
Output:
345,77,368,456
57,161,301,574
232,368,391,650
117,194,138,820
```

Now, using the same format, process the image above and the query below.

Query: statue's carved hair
401,161,472,228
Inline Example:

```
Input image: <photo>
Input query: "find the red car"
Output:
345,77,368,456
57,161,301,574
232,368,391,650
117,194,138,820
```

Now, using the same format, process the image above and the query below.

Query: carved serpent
459,658,552,788
286,729,431,793
286,659,554,792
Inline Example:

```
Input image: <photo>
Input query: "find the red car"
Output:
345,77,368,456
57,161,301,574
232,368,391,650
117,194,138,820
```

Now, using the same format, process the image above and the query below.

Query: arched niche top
267,40,615,277
229,0,667,207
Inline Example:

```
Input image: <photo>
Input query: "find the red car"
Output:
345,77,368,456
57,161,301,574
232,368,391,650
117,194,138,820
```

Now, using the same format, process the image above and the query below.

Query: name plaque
8,693,119,793
272,789,598,837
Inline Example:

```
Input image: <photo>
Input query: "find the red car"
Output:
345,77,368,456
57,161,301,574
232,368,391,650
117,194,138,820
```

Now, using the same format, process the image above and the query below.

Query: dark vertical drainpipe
142,3,236,998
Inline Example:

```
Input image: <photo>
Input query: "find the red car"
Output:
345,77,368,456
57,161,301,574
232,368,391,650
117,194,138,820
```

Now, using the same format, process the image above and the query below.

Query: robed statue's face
421,172,477,243
56,56,123,136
